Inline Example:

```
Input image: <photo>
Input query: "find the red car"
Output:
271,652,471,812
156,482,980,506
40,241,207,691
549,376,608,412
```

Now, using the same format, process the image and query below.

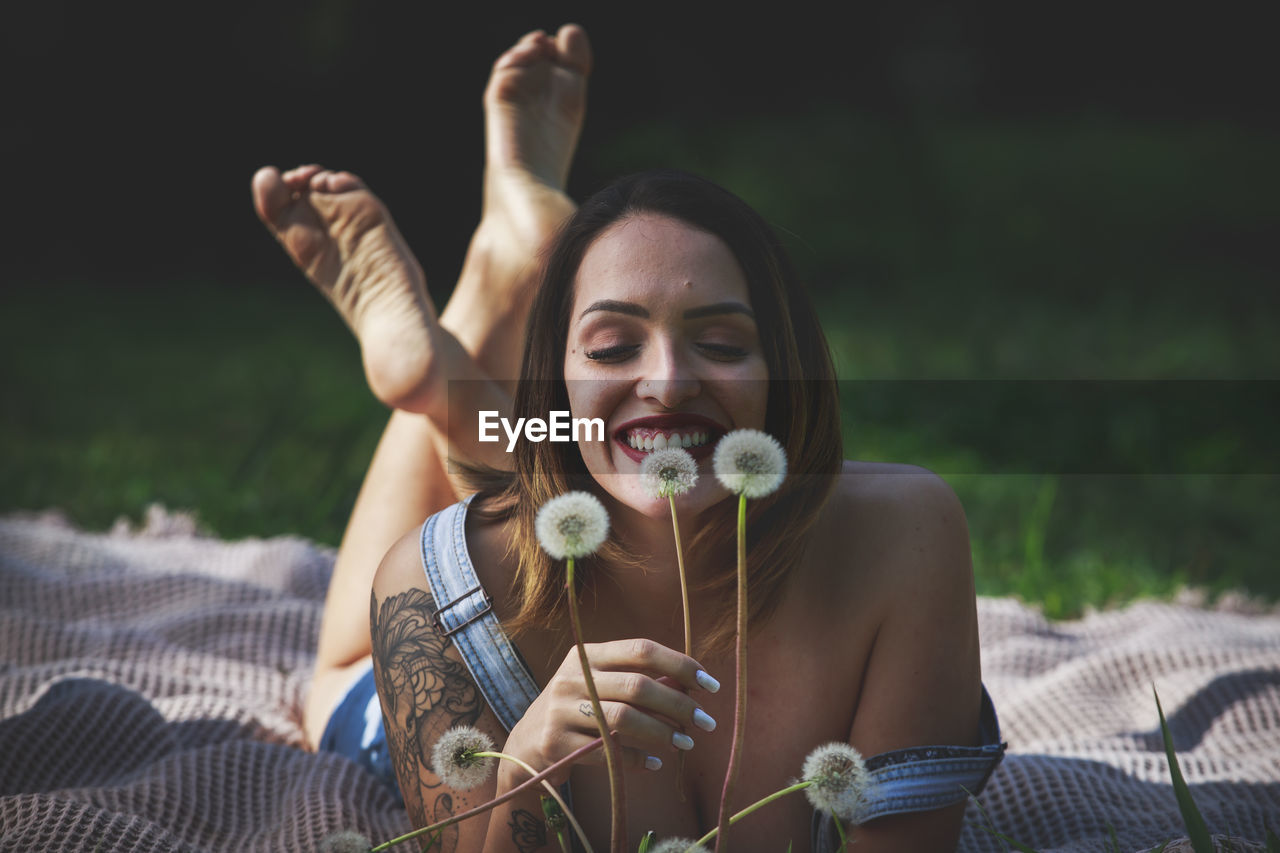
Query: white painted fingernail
693,708,717,732
696,670,721,693
645,755,663,771
672,732,695,751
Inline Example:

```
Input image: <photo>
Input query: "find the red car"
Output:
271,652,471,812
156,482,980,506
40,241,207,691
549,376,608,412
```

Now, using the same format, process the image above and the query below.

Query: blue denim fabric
810,685,1006,851
317,662,402,806
323,497,1007,852
418,496,541,731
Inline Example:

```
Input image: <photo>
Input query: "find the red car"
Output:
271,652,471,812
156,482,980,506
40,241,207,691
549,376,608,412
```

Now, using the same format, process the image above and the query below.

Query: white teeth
625,428,715,451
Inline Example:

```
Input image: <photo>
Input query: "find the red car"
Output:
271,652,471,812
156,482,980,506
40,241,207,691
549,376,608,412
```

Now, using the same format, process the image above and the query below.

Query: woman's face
564,214,769,521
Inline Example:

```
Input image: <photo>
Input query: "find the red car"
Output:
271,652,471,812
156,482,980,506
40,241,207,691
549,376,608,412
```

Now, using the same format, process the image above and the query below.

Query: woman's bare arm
371,531,556,851
843,470,983,852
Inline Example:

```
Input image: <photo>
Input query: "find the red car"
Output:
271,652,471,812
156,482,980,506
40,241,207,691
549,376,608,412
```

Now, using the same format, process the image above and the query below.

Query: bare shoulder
831,459,966,520
809,460,972,598
824,459,981,729
371,523,426,599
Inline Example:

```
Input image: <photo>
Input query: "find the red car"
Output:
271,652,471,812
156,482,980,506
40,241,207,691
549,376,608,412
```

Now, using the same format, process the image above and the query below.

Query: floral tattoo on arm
370,589,482,834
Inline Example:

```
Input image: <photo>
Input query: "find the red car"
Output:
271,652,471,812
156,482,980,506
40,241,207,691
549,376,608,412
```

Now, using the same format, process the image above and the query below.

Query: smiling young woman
255,24,1002,853
364,171,999,852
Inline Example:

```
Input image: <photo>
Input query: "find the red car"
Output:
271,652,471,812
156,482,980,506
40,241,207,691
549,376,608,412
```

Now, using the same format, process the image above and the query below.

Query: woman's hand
503,638,721,786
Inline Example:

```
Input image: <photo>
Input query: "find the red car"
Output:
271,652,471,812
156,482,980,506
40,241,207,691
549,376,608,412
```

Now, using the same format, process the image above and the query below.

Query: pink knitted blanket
1,508,1277,852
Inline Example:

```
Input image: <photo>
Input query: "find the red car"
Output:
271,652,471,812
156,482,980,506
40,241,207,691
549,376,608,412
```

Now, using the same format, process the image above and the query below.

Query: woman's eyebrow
579,299,649,320
683,301,755,320
577,299,755,321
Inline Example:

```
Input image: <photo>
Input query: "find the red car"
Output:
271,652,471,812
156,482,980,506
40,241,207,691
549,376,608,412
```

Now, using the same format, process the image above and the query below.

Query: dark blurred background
7,1,1275,290
3,1,1277,615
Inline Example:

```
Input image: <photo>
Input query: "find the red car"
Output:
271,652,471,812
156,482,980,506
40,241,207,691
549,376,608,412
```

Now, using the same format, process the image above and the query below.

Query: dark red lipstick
613,413,728,464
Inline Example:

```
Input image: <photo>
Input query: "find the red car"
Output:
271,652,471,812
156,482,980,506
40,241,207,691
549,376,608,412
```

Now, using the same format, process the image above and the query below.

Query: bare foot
251,165,438,411
440,24,592,383
485,24,591,194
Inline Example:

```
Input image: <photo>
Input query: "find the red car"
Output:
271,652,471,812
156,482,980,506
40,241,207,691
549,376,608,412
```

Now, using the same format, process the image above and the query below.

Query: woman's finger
572,698,701,757
588,671,716,735
561,726,663,772
572,638,721,694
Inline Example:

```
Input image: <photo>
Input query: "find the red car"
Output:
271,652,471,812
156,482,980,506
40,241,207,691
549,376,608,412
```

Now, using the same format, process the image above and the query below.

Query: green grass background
3,115,1275,618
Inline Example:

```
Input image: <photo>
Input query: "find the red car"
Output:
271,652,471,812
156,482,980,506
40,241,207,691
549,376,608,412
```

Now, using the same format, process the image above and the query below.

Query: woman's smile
614,412,727,463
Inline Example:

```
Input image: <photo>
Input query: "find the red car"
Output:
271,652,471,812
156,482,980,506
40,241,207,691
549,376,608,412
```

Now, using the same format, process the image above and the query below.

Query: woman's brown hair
469,169,842,656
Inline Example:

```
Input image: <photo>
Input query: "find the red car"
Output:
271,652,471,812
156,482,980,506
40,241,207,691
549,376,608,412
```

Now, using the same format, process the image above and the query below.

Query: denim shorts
318,661,402,805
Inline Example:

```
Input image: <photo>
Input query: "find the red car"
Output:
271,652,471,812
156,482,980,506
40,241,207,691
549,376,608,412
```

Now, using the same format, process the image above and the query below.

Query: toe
304,169,365,194
516,28,549,49
309,169,336,191
329,171,365,192
251,166,290,227
556,24,592,76
283,164,324,188
494,29,557,71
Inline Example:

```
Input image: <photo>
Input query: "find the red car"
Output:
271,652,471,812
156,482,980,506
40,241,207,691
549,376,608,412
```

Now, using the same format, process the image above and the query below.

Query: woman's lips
613,414,726,464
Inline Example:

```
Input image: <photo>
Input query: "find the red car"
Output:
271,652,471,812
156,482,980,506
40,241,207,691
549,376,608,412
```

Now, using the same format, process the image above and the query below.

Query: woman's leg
442,24,588,390
251,25,590,747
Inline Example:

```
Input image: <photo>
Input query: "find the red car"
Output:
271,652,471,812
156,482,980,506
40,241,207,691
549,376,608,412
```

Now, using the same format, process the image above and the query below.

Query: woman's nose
638,347,700,409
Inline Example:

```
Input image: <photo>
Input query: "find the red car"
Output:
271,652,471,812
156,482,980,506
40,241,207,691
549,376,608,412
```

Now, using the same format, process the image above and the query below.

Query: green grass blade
1105,821,1121,852
1154,687,1214,853
1266,823,1280,853
982,828,1042,853
636,830,655,853
964,790,1041,852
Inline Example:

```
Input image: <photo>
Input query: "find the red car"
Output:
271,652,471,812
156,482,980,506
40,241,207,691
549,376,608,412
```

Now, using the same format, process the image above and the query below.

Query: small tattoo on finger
578,702,594,718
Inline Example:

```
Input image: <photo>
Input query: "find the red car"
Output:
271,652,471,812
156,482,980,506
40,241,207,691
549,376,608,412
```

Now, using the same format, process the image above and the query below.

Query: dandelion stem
670,492,693,803
695,780,812,847
566,557,627,853
714,493,749,852
668,494,692,658
472,751,594,853
367,738,604,852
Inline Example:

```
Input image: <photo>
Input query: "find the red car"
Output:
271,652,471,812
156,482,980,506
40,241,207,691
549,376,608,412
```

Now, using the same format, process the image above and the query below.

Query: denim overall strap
811,684,1008,851
419,496,541,732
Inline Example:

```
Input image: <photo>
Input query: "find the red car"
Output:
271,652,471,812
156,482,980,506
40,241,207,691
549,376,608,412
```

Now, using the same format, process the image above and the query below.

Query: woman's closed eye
696,342,750,361
585,342,750,363
584,343,640,362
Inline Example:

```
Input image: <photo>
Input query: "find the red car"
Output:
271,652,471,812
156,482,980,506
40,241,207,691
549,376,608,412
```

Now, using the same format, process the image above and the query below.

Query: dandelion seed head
802,741,875,824
640,448,699,499
430,726,496,790
318,830,372,853
712,429,787,498
535,491,610,560
649,839,711,853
